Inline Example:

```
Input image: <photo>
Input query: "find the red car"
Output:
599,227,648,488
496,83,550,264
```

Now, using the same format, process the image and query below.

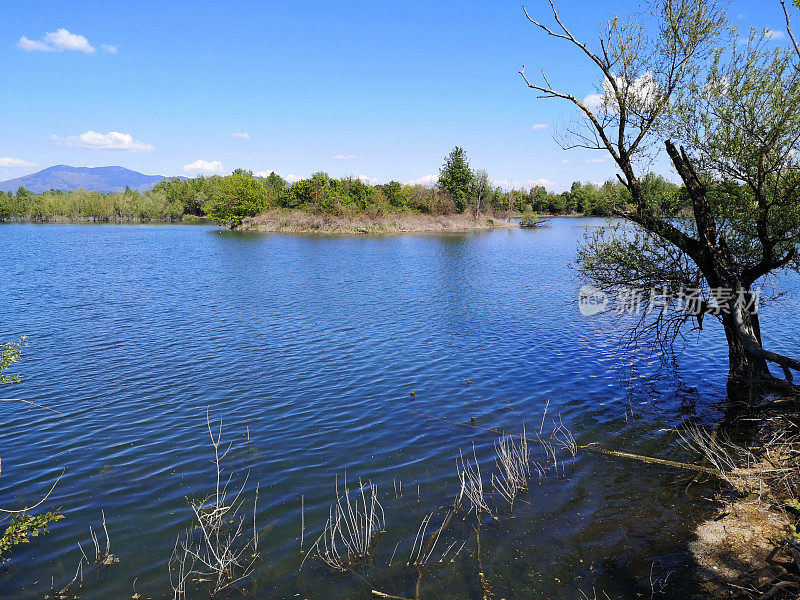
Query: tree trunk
721,307,771,396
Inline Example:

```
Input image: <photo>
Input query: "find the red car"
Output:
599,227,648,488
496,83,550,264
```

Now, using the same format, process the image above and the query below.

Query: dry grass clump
239,209,516,234
457,445,492,517
302,476,386,572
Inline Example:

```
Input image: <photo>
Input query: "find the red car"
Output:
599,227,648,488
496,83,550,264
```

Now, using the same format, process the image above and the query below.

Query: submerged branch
413,411,724,476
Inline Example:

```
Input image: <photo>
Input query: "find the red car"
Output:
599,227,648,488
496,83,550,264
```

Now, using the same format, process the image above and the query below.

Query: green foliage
438,146,474,212
203,170,270,227
522,178,668,216
152,177,208,216
519,210,543,228
640,173,685,216
0,187,183,223
0,511,63,563
0,337,25,384
261,171,286,192
0,338,64,564
377,181,404,207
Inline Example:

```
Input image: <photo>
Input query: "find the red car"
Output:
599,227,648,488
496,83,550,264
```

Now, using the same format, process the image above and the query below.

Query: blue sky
0,0,791,191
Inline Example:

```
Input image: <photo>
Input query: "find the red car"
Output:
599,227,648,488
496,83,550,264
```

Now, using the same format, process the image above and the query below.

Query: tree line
0,147,686,227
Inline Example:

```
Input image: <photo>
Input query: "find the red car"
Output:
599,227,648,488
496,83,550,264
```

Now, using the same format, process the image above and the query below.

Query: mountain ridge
0,165,185,194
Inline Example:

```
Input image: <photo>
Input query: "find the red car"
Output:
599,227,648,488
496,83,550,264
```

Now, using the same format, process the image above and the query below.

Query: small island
0,147,684,232
237,209,517,234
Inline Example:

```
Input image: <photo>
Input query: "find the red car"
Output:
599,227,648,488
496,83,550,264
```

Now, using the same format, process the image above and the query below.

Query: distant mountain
0,165,186,194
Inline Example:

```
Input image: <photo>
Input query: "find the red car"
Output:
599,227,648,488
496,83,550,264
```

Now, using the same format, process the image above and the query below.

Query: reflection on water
0,220,797,599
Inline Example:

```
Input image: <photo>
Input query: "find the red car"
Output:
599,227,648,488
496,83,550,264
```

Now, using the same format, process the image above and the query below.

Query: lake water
0,219,797,599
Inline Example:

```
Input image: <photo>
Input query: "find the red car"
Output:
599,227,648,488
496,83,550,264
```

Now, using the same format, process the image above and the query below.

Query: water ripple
0,221,796,599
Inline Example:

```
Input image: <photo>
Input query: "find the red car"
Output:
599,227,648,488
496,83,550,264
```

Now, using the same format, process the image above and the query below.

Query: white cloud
101,44,118,53
19,29,96,53
585,158,606,163
18,37,54,52
356,174,380,184
184,159,225,174
333,154,357,160
489,177,557,191
702,76,730,99
561,159,571,164
51,130,154,151
530,123,549,131
765,28,784,40
230,132,250,139
583,72,658,115
582,92,606,113
254,170,302,182
526,178,556,190
489,177,512,189
47,29,95,52
408,174,438,187
0,157,37,168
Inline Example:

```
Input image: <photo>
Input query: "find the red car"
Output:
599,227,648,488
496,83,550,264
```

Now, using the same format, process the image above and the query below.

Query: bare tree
471,169,490,217
521,0,800,396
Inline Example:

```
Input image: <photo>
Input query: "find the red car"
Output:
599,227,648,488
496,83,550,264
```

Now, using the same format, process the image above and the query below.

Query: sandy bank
687,412,798,598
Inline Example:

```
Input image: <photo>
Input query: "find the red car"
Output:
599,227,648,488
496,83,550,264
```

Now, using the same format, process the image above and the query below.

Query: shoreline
237,209,521,234
0,215,209,225
0,213,611,229
685,407,799,598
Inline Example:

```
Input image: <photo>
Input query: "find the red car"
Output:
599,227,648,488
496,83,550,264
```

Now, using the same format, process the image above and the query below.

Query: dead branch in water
169,410,260,598
371,590,413,599
475,524,492,600
89,510,118,566
413,411,722,476
0,398,62,414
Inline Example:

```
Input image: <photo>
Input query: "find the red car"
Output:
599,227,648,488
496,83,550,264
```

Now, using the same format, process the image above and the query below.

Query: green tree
339,177,374,211
287,173,339,212
0,192,15,221
377,181,404,207
529,185,548,213
524,0,800,393
204,170,269,227
510,189,529,212
438,146,474,212
153,178,205,216
639,173,682,216
261,171,286,193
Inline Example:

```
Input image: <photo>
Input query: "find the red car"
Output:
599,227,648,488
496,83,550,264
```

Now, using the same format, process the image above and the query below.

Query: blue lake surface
0,219,797,599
